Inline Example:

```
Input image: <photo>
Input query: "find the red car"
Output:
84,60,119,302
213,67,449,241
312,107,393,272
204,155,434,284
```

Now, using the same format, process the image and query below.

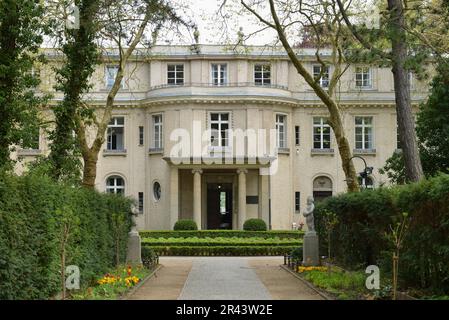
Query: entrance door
207,183,232,229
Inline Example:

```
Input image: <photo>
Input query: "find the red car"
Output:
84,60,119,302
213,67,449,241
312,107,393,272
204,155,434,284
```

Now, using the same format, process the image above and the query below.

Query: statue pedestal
302,231,319,266
126,229,142,265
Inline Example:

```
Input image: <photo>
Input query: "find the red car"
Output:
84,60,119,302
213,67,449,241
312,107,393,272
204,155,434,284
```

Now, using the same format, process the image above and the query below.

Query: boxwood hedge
144,245,297,256
139,230,304,239
315,173,449,293
0,171,132,299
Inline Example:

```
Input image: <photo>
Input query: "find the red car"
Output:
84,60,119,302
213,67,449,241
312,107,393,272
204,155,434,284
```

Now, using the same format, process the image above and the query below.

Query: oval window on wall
153,181,161,201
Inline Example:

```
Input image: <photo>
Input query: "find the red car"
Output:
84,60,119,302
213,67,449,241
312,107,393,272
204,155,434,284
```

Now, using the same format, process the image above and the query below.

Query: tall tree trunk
387,0,424,182
82,152,98,188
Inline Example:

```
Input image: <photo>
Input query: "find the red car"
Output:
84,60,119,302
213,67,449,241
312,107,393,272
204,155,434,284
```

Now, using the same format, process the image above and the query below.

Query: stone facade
14,45,429,230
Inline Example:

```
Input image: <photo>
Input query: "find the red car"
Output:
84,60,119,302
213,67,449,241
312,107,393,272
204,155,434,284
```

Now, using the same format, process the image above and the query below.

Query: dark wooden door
207,183,232,229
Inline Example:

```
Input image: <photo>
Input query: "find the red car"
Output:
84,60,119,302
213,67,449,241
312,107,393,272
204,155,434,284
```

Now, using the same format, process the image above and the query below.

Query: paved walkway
128,257,323,300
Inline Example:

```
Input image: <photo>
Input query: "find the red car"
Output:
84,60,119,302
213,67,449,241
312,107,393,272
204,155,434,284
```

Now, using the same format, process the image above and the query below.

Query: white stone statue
303,196,315,232
129,204,139,234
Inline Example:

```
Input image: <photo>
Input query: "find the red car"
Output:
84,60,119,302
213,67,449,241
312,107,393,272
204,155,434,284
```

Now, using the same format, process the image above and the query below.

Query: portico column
169,167,179,230
192,169,203,230
237,168,248,230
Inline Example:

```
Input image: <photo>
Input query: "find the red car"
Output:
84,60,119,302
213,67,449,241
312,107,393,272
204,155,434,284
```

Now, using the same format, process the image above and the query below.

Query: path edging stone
120,264,163,300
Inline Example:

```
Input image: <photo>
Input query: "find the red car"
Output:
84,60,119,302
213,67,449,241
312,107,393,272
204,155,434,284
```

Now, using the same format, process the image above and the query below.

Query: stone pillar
192,169,203,230
237,168,248,230
170,167,179,230
126,206,142,265
302,231,319,266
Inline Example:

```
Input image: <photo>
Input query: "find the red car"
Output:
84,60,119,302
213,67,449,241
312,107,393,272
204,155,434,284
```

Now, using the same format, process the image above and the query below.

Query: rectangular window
355,116,374,149
396,123,401,149
152,114,163,149
105,66,123,89
295,192,300,212
276,114,287,148
167,64,184,85
210,112,230,147
295,126,300,146
211,64,227,86
313,65,330,88
313,117,331,149
254,64,271,85
106,117,125,150
138,192,144,213
355,66,372,89
139,126,144,145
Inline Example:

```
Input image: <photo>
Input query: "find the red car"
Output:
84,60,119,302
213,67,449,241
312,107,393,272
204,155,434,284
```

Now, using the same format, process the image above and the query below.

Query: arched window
313,176,333,202
358,176,374,190
106,176,125,195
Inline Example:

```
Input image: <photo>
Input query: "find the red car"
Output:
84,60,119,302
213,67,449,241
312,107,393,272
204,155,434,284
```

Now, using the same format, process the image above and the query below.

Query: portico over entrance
164,161,271,230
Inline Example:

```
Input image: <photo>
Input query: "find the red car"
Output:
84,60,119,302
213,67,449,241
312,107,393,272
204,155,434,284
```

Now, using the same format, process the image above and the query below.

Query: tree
380,59,449,183
48,0,102,183
0,0,47,168
239,0,360,192
336,0,426,182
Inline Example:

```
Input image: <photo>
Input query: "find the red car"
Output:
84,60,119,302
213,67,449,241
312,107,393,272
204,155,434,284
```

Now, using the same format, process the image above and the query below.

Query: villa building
15,45,429,230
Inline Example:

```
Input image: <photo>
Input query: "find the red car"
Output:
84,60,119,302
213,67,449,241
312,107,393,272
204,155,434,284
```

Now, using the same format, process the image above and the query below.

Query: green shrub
243,218,267,231
144,245,296,256
141,247,159,269
140,230,303,239
142,236,301,247
290,247,303,261
173,219,198,231
0,170,132,299
315,173,449,294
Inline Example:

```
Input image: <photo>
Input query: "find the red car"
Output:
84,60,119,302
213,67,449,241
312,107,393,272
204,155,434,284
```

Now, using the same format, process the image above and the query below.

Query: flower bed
70,265,152,300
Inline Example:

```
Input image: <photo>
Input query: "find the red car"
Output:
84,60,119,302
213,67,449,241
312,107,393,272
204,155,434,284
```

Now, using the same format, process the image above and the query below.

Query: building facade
15,45,429,230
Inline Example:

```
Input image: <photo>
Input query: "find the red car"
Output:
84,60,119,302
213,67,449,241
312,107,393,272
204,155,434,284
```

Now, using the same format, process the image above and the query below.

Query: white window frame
313,117,331,149
106,117,125,151
167,64,184,85
355,66,372,89
313,65,330,88
209,112,230,149
105,65,124,89
254,64,271,86
152,114,163,149
275,114,287,148
355,116,374,150
106,176,125,194
211,63,227,86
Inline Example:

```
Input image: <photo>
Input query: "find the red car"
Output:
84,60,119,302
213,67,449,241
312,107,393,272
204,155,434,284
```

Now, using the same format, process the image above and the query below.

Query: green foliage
141,247,159,269
416,59,449,176
315,174,449,293
0,0,48,166
0,170,132,299
139,230,303,239
379,150,407,184
290,247,303,261
243,218,267,231
173,219,198,230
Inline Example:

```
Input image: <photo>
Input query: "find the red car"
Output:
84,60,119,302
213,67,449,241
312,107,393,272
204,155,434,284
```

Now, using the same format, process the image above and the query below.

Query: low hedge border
139,230,304,239
143,245,298,256
142,241,301,247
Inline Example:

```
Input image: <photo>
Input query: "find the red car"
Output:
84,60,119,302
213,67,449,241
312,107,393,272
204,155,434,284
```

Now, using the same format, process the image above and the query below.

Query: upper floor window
106,176,125,194
167,64,184,85
107,117,125,151
355,66,372,89
210,112,229,147
254,64,271,86
211,64,227,86
105,65,123,89
313,65,330,88
152,114,163,149
313,117,331,149
295,126,300,146
355,116,374,150
276,114,287,148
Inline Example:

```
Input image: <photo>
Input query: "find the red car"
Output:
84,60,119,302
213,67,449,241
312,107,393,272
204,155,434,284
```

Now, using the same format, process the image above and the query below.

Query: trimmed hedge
315,174,449,293
0,171,132,299
142,237,302,247
139,230,304,239
173,219,197,230
243,218,267,231
144,245,297,256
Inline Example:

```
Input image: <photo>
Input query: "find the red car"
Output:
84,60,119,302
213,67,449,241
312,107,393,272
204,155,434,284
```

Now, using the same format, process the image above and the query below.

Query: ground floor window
106,176,125,194
312,176,333,202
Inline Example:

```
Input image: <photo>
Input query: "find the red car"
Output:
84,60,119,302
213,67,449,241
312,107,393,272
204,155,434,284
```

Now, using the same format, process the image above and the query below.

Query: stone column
237,168,248,230
170,167,179,230
192,169,203,230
